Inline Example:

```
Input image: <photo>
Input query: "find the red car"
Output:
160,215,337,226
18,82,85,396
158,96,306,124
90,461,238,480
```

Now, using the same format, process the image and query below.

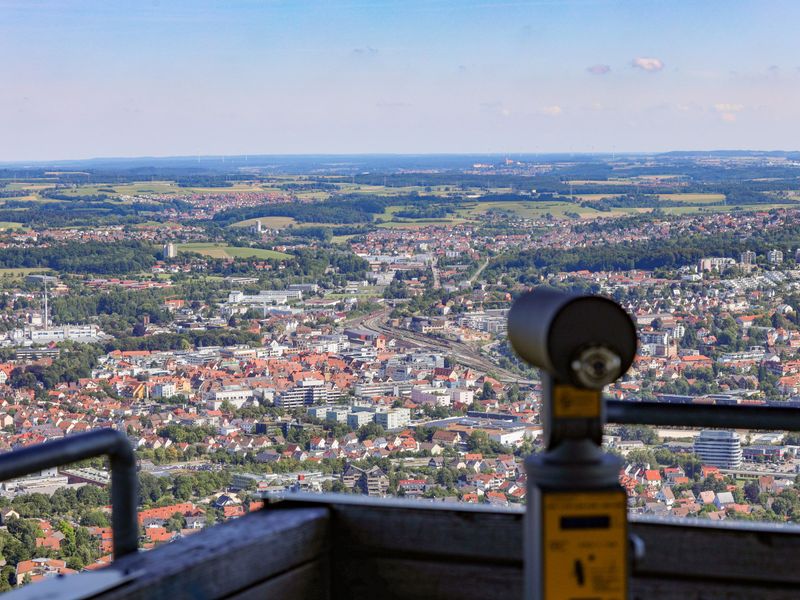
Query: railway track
360,311,534,385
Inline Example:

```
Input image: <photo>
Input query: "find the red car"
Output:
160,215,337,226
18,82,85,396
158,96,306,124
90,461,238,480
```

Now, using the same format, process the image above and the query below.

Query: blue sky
2,0,799,160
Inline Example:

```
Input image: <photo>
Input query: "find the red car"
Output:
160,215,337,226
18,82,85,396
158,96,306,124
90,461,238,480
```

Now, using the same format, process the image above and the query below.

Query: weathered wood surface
630,577,800,600
336,558,522,600
104,507,329,600
227,559,327,600
631,518,800,588
282,494,800,600
9,494,800,599
4,507,329,600
330,500,524,564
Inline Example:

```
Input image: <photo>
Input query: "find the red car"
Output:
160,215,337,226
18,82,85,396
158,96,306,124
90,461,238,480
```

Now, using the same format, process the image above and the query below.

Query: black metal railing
0,429,138,558
607,399,800,432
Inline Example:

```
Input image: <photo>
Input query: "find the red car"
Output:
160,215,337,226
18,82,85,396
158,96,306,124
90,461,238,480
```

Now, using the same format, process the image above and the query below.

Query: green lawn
0,267,52,277
460,200,603,219
376,218,468,228
332,234,358,243
660,203,800,215
177,243,291,260
229,216,297,229
657,193,725,204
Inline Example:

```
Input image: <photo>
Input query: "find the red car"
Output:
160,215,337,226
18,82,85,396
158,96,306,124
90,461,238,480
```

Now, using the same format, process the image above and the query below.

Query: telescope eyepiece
570,346,622,390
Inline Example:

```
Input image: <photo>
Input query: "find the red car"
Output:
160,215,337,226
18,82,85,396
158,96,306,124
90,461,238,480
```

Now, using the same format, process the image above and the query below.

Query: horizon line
2,149,800,167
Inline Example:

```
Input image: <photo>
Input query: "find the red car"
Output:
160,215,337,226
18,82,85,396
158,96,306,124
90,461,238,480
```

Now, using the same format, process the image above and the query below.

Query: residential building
693,430,743,468
740,250,756,265
276,379,328,410
374,408,411,430
767,249,784,265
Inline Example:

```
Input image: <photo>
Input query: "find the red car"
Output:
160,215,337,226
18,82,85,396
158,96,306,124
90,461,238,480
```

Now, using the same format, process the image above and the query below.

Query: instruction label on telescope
542,490,627,600
552,386,601,419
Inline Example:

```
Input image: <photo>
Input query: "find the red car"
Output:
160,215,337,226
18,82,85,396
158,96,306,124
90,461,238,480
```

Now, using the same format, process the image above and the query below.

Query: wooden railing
7,492,800,599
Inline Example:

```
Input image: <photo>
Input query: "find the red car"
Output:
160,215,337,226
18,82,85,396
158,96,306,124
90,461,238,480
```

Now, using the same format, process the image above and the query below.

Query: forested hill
0,241,159,274
486,224,800,276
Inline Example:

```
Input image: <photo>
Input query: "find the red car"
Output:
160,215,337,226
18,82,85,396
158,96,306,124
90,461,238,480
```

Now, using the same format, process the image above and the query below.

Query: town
1,153,800,587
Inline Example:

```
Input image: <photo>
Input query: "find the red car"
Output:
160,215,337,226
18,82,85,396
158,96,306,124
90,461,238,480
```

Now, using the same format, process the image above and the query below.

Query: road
467,259,489,286
431,259,441,290
721,467,797,479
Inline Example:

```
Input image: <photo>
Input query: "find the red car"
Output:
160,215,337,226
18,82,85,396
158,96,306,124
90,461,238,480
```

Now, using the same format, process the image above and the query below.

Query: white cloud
539,105,562,116
713,103,743,122
587,64,611,75
480,102,512,117
631,57,664,72
351,47,379,57
713,103,744,113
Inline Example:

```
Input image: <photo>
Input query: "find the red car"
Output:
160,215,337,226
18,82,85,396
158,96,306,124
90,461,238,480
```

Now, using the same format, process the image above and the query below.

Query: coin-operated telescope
508,288,637,600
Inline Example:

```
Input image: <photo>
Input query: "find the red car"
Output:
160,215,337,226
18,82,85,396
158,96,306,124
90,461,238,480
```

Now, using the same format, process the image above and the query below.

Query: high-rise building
693,430,742,468
740,250,756,265
163,243,177,259
276,379,328,410
767,249,784,265
374,408,411,430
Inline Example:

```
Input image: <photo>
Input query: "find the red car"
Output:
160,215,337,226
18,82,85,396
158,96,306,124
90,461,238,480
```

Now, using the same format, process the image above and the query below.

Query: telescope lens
570,346,622,389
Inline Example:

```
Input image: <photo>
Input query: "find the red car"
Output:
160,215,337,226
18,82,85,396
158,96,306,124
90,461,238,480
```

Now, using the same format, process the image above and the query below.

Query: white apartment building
693,430,743,468
206,386,254,409
374,408,411,430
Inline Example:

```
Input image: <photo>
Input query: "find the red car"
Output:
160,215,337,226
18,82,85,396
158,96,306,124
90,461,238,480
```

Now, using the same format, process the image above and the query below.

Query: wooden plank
227,559,327,600
631,576,800,600
331,503,523,564
334,557,521,600
14,492,800,600
99,508,329,600
631,520,800,586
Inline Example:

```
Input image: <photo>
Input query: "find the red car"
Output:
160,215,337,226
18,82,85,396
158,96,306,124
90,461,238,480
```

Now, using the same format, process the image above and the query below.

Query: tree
80,510,110,527
744,481,761,503
618,425,658,445
436,468,456,489
625,448,656,468
772,496,793,517
357,422,385,442
166,512,186,532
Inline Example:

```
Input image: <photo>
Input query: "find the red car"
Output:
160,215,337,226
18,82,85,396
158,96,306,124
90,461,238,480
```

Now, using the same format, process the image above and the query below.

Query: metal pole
0,429,138,558
607,400,800,432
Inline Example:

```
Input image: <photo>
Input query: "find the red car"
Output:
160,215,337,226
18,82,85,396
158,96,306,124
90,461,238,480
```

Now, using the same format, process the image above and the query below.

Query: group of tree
487,221,800,276
0,241,159,274
10,342,104,390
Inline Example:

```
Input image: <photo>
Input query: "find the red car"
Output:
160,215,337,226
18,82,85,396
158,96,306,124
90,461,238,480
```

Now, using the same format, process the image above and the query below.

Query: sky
2,0,800,161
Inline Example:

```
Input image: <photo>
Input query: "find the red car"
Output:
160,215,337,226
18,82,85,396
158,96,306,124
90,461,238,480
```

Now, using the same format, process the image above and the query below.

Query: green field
657,193,725,204
332,234,358,243
660,203,800,215
568,179,637,186
0,222,24,229
177,243,291,260
573,193,619,201
460,200,605,219
376,219,466,229
230,216,298,229
3,183,56,192
0,268,52,278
